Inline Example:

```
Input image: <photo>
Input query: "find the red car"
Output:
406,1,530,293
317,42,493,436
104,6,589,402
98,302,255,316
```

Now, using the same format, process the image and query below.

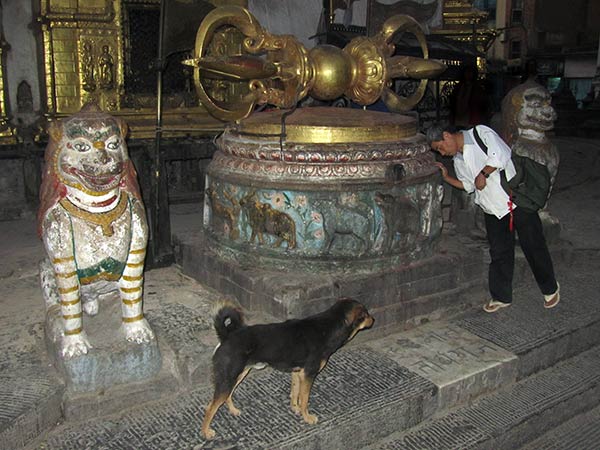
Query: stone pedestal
45,295,162,393
187,107,483,329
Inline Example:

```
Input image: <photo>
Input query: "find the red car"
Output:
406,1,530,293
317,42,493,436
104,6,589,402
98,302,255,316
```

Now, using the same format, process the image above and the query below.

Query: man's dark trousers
484,207,557,303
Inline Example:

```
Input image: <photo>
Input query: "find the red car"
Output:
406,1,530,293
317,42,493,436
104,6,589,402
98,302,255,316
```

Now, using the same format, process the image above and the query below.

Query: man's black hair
425,122,458,145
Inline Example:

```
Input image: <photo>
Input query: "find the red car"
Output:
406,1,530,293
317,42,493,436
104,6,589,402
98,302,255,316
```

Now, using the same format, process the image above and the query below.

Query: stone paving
0,137,598,449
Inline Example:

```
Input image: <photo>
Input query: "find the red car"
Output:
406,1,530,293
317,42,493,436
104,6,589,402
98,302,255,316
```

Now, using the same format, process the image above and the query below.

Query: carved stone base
175,231,489,337
45,295,162,393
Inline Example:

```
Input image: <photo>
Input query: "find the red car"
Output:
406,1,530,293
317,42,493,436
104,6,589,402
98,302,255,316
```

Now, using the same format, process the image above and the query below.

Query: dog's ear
344,303,364,328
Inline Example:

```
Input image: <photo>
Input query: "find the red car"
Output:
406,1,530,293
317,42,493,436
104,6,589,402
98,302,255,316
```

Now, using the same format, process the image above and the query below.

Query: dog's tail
212,300,245,342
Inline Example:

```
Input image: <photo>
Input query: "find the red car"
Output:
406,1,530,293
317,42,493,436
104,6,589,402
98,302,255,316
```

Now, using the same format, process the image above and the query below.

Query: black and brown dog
201,298,374,439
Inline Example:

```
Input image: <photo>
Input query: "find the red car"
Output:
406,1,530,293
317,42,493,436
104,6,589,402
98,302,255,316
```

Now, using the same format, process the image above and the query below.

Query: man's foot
483,299,511,313
544,282,560,309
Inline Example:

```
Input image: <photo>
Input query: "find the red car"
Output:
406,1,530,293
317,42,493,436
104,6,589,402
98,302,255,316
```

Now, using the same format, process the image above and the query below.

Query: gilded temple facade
35,0,246,140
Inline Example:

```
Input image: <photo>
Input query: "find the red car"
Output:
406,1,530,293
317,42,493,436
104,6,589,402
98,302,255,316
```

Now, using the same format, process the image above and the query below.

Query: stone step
30,274,600,450
363,321,519,412
363,345,600,450
29,347,437,450
26,252,600,449
521,404,600,450
0,362,64,450
452,258,600,379
0,275,65,450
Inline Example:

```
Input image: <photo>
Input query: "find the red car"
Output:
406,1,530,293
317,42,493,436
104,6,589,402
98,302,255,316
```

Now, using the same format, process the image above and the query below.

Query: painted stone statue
38,104,154,359
502,78,559,197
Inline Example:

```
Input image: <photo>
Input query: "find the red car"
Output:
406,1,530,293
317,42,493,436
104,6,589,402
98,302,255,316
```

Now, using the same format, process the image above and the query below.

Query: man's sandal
483,299,511,313
544,282,560,309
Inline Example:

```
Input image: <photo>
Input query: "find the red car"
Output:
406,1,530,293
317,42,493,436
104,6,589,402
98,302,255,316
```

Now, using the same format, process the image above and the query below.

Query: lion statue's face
517,85,557,133
57,115,126,193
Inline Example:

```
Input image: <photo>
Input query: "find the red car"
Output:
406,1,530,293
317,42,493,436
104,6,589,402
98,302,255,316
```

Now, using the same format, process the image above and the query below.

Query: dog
201,298,374,439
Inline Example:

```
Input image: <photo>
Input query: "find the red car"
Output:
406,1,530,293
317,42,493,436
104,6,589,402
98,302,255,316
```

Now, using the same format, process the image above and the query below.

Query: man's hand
434,162,448,180
434,162,464,190
475,172,487,190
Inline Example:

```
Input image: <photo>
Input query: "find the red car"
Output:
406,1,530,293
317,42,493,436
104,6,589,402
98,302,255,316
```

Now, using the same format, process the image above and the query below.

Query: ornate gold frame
37,0,246,139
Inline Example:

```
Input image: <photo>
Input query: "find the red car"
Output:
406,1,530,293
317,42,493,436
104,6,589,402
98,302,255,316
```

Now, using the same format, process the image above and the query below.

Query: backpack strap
472,126,488,155
472,127,514,229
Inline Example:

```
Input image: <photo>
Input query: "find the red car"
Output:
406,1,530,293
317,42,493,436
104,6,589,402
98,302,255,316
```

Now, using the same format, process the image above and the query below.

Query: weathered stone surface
365,321,518,410
147,302,214,385
34,348,436,450
0,350,64,450
373,346,600,450
0,277,64,450
46,298,162,393
176,232,486,332
522,404,600,450
454,258,600,378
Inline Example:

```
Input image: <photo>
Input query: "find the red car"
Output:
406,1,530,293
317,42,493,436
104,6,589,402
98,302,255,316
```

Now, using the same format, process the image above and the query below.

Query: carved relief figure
374,191,419,253
502,78,559,200
81,41,96,92
313,198,372,255
205,186,240,239
97,45,114,90
38,104,154,358
239,192,297,249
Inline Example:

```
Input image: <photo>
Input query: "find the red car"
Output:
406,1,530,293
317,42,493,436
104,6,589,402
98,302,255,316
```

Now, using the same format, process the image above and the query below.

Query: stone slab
454,257,600,378
365,321,518,411
46,297,162,393
0,275,64,450
61,365,178,422
371,345,600,450
147,302,215,386
34,347,436,450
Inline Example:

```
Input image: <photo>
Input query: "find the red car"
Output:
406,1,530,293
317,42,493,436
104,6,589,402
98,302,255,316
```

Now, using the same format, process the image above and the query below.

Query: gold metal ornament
184,6,445,122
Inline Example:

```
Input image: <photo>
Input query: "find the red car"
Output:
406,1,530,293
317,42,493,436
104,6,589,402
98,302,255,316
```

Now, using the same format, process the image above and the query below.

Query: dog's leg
319,358,328,372
226,367,251,416
202,392,228,440
290,370,301,415
202,362,244,440
298,369,318,424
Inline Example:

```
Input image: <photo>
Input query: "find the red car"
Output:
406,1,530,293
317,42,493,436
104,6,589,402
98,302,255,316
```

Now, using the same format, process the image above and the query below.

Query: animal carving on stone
239,192,297,249
206,186,240,240
313,198,372,255
374,191,420,253
38,104,154,359
501,78,559,198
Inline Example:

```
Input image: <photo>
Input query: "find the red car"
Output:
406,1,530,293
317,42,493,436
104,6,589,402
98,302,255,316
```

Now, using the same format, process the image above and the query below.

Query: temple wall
2,1,42,126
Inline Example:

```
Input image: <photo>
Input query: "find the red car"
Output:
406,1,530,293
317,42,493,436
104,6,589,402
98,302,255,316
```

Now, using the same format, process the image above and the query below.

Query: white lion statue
38,104,155,359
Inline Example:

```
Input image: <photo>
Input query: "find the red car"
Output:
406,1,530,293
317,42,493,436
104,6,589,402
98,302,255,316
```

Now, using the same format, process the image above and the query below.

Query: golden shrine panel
38,0,247,138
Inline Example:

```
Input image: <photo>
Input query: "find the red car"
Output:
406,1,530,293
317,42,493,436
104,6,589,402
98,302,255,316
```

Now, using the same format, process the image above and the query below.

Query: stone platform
22,253,600,450
2,137,600,449
175,228,489,337
0,215,599,449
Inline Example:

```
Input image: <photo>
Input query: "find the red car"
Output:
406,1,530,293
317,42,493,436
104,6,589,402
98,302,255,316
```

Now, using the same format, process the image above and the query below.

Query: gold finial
183,6,445,122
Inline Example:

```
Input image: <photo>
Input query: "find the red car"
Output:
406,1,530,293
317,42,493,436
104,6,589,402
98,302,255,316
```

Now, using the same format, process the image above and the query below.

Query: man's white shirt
453,125,517,219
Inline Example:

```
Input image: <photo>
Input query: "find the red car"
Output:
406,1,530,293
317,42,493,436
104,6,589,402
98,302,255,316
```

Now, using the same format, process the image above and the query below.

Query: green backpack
472,126,551,212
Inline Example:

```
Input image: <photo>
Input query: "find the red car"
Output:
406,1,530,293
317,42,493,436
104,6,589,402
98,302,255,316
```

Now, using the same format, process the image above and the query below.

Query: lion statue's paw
61,332,92,358
123,318,155,344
